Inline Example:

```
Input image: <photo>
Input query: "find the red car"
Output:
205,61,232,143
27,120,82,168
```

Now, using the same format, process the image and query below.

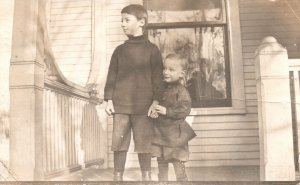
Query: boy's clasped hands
105,100,166,118
148,100,166,118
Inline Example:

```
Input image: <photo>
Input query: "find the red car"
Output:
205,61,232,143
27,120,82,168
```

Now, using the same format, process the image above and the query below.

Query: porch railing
41,10,106,177
43,79,104,177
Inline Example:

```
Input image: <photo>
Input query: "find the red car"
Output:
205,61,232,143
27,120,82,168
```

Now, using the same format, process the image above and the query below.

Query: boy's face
163,59,185,83
121,13,145,37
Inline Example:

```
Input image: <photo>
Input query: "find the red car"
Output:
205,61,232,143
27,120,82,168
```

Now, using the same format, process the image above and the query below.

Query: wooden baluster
57,93,61,169
70,98,74,166
65,96,69,167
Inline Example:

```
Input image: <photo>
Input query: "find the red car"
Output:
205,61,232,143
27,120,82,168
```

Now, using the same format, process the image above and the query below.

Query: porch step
45,158,105,180
50,166,260,181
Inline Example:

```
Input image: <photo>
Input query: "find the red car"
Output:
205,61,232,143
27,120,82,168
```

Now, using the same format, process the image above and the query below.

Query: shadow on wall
0,110,10,179
0,110,9,140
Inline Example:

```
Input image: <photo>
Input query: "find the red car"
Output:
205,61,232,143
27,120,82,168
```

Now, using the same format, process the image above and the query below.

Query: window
144,0,232,108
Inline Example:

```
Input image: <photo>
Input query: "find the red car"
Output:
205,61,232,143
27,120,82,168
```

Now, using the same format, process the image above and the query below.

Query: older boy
104,4,164,181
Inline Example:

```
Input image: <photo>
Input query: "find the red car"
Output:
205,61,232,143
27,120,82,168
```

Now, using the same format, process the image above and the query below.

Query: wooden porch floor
49,165,260,181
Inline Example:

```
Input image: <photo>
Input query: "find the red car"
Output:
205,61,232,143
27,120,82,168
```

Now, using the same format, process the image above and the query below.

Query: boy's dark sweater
104,35,164,114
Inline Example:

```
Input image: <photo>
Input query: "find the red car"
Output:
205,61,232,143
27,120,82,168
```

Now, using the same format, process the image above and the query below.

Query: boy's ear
138,18,146,27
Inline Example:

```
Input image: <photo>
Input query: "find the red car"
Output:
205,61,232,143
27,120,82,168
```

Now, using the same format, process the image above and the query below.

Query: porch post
9,0,46,180
255,36,295,181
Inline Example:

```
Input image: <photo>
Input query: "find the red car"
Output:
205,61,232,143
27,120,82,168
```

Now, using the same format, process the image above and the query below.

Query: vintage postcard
1,0,300,184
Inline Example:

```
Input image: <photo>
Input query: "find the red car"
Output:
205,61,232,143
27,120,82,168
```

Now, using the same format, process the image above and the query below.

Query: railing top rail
289,59,300,68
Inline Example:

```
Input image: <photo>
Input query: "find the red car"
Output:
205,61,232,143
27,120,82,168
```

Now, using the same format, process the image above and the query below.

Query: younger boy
151,53,196,181
104,4,164,181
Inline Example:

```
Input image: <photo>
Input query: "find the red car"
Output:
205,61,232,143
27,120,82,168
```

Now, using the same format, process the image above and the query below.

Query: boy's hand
154,105,167,115
149,111,159,118
105,100,115,116
148,100,159,118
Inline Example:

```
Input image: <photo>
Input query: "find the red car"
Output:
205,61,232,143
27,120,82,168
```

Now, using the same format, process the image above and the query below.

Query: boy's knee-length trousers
111,114,153,153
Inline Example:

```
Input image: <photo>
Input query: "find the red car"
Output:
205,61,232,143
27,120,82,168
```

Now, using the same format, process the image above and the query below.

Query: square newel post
255,36,295,181
10,0,46,180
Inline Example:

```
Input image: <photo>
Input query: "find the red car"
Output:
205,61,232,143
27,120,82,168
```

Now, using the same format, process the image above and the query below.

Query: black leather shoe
142,171,152,181
113,171,123,181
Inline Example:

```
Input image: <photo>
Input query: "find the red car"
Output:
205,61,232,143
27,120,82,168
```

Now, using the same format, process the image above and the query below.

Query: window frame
144,0,246,115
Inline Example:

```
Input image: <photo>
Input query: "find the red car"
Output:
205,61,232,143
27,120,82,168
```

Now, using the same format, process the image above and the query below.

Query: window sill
190,107,246,116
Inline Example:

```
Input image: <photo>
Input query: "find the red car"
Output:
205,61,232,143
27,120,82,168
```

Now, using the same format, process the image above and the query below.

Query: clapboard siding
53,45,91,52
51,1,92,8
50,38,91,46
242,32,299,40
50,25,91,33
244,72,255,80
51,13,91,21
107,129,259,139
49,0,92,86
191,136,259,145
246,100,257,108
241,19,298,27
53,51,91,59
56,58,90,65
240,6,292,13
51,7,92,14
108,152,259,162
239,0,300,59
245,86,256,94
50,20,92,27
107,123,259,135
241,25,300,33
108,159,259,168
245,79,255,86
189,144,259,152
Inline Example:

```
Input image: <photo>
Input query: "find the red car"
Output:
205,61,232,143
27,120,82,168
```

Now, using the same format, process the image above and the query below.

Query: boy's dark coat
152,82,196,160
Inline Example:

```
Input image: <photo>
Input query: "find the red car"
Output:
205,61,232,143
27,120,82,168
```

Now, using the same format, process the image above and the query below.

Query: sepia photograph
0,0,300,184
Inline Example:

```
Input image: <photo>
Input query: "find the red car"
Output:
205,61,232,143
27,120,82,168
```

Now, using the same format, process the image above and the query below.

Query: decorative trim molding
10,85,44,91
10,60,44,68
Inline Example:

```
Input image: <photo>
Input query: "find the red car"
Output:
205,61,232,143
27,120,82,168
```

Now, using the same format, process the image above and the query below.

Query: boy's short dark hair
121,4,148,24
